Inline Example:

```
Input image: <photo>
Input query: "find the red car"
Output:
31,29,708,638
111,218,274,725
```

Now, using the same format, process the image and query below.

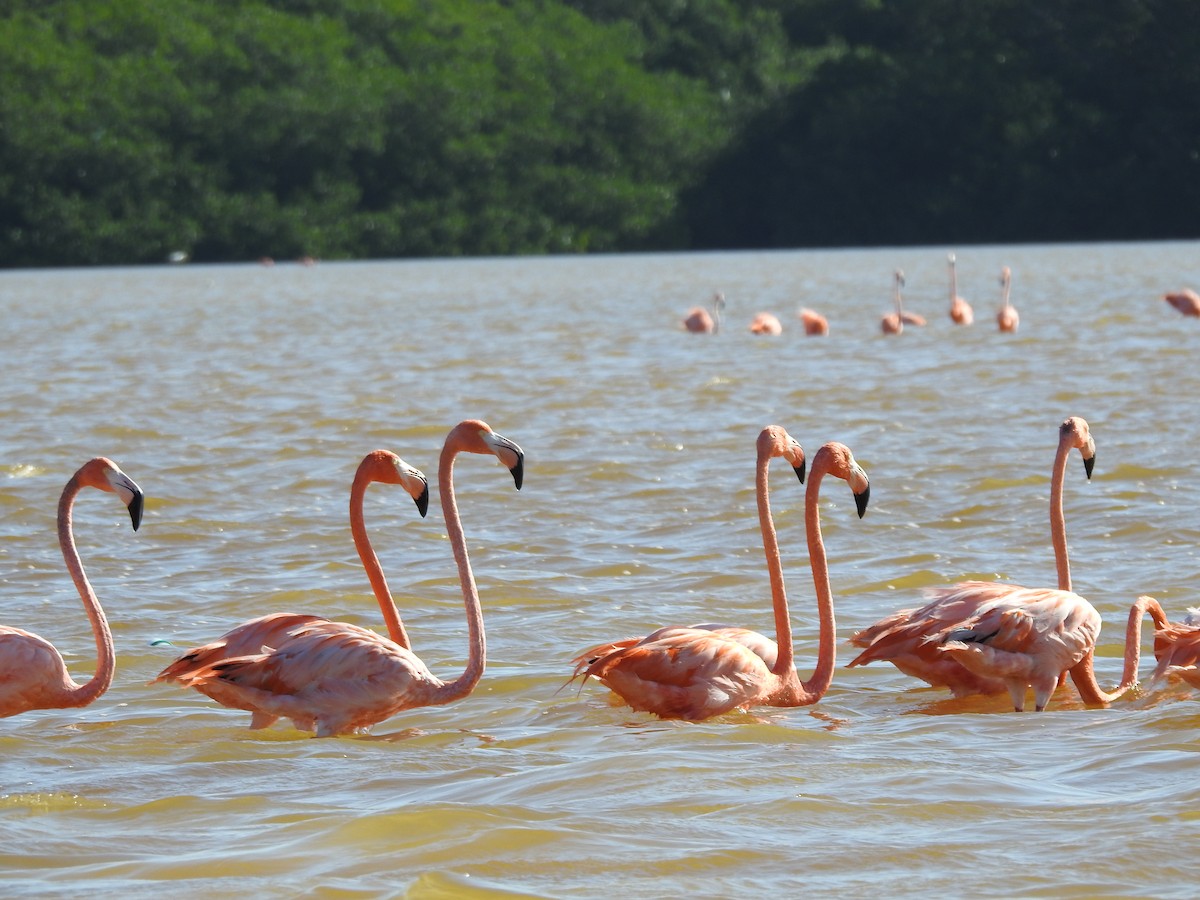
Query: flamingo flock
4,248,1197,731
5,409,1196,733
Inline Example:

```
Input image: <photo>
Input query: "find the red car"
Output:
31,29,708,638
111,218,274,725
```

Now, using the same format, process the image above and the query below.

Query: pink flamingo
1151,605,1200,688
797,308,830,336
881,270,916,334
0,458,143,717
849,417,1157,710
164,421,523,736
1164,289,1200,317
948,253,974,325
749,312,783,335
153,450,432,709
997,266,1019,333
572,430,870,720
684,292,725,333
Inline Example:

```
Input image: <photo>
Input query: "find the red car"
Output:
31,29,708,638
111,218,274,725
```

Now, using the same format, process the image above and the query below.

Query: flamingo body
177,623,450,736
168,421,523,735
1164,289,1200,317
684,292,725,333
573,431,869,721
749,312,783,335
0,458,143,718
797,308,829,335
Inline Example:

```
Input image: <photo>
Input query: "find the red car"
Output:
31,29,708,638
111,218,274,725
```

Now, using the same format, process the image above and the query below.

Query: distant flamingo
684,292,726,333
997,266,1019,333
154,450,432,711
165,421,524,736
749,312,783,335
948,253,974,325
848,417,1146,711
572,430,870,720
1163,289,1200,317
0,458,143,718
1151,604,1200,688
797,308,829,335
881,270,911,334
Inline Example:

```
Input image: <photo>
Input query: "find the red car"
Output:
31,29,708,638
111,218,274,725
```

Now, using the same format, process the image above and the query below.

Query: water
1,243,1198,897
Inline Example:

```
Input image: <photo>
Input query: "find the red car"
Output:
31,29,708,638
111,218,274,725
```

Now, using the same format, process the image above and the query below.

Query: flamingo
948,253,974,325
153,450,432,709
0,458,143,718
1150,605,1200,688
848,417,1153,711
571,430,870,721
797,308,829,336
683,292,726,333
749,312,783,335
164,420,524,736
881,270,912,334
997,266,1019,333
1163,289,1200,317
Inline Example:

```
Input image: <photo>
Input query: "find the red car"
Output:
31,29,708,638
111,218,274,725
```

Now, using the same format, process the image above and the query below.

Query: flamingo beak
509,455,524,491
413,484,430,518
127,489,144,531
793,459,806,484
1083,454,1095,479
854,484,870,519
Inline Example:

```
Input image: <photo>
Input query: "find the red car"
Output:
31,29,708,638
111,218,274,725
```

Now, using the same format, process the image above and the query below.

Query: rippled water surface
2,244,1199,897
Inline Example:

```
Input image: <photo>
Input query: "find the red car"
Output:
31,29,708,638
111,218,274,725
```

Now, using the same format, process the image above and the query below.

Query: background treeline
1,0,1196,267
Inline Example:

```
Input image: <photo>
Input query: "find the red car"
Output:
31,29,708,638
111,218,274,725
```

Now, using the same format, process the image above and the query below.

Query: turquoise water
1,244,1198,897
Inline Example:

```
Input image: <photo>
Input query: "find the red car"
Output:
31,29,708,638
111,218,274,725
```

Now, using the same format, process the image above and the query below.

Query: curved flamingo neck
431,440,485,704
350,465,410,651
1070,595,1170,705
58,474,115,708
798,460,837,702
1049,436,1072,592
758,452,794,677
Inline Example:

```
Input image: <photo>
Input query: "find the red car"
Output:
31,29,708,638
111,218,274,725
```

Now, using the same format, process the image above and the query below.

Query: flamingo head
1060,417,1095,479
759,426,805,484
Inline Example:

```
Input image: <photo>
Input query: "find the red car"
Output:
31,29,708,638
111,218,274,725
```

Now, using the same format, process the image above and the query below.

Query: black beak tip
414,485,430,518
854,484,870,519
128,492,144,532
794,460,806,484
1083,455,1095,479
511,457,524,491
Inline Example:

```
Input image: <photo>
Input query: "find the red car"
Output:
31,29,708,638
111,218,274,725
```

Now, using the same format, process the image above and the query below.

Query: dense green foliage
0,0,1196,267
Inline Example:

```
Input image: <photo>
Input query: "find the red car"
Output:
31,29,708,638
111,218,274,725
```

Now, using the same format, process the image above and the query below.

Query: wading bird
1,458,143,717
572,430,869,720
162,420,523,736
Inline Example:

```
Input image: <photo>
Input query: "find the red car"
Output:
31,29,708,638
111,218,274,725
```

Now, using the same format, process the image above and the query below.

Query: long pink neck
758,454,794,677
1070,595,1171,705
58,475,115,708
798,460,837,702
431,443,485,704
350,470,410,650
1049,438,1072,592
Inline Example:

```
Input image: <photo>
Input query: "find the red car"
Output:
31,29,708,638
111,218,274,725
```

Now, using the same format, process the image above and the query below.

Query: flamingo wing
153,612,333,684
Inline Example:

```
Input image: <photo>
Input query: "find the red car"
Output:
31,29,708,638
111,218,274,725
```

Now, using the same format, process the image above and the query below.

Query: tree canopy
0,0,1196,267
